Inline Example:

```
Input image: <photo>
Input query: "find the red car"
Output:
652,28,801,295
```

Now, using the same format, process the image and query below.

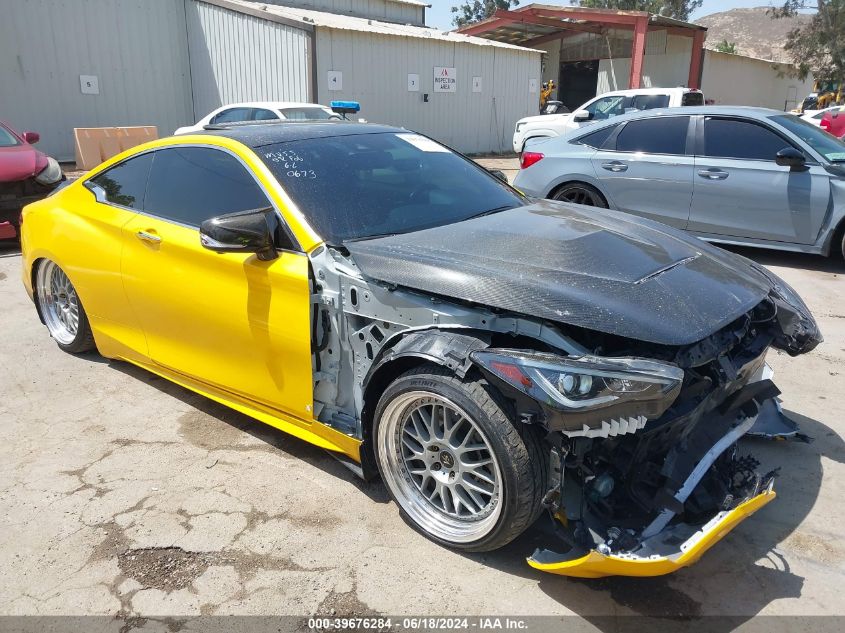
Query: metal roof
455,3,706,48
220,0,542,52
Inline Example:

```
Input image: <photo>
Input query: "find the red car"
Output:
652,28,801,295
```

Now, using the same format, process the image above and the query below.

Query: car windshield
0,126,20,147
772,113,845,162
258,132,524,244
280,108,335,121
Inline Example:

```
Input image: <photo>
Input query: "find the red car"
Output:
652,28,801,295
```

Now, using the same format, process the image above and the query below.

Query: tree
573,1,703,22
770,1,845,83
451,1,519,27
715,39,738,54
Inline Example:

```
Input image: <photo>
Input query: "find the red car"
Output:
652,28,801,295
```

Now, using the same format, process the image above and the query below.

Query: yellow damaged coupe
21,122,821,577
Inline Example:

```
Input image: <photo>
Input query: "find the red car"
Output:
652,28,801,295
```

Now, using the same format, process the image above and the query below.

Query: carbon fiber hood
344,201,777,346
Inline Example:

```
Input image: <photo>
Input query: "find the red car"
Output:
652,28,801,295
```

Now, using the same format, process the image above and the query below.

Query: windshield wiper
464,205,518,221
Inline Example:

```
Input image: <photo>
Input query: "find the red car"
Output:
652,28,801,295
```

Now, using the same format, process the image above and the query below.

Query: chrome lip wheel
36,261,80,345
378,391,503,544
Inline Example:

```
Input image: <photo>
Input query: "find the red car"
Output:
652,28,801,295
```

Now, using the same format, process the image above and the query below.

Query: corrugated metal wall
0,0,193,161
186,1,312,117
597,34,693,93
702,50,814,111
262,0,424,25
315,29,540,153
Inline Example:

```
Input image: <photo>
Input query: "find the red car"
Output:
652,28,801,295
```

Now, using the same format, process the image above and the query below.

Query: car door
688,116,830,244
73,153,153,359
252,108,280,121
589,115,694,228
571,94,629,133
120,144,313,418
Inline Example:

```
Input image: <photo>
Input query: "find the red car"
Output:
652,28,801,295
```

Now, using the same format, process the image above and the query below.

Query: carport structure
456,3,707,91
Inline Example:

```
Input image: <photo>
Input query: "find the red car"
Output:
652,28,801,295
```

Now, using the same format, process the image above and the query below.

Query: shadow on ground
109,357,844,625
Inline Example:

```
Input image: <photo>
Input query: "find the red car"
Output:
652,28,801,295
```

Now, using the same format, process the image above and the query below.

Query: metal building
0,0,541,160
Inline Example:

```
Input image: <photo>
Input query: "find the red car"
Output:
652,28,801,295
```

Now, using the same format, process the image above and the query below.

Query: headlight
34,157,62,185
470,349,683,413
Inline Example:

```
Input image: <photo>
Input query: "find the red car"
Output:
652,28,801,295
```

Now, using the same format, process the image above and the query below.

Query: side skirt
117,356,362,462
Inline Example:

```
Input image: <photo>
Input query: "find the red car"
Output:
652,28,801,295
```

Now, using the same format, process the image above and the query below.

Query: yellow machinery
540,79,556,111
800,80,844,112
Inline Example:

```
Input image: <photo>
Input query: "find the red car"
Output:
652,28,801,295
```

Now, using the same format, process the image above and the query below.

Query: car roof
572,105,789,130
195,121,406,148
214,101,332,111
597,87,697,97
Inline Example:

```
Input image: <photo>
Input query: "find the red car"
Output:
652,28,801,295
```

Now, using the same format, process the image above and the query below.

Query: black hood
344,201,778,347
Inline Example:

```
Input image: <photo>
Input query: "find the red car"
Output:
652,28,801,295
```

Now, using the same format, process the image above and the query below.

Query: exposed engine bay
305,203,822,577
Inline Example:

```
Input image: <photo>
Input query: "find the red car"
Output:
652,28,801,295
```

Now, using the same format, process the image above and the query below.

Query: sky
425,1,781,31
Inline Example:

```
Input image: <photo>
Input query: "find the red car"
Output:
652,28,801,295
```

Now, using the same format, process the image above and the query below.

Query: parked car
21,122,820,578
512,87,704,154
514,106,845,258
174,101,341,134
820,106,845,138
800,105,843,126
0,121,64,240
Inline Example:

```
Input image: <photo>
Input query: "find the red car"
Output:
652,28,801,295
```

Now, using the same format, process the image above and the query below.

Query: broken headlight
471,349,684,413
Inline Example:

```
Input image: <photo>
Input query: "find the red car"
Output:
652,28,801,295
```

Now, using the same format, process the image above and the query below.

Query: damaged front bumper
527,485,775,578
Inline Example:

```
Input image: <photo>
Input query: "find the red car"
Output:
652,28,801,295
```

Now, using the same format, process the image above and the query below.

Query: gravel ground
1,190,843,626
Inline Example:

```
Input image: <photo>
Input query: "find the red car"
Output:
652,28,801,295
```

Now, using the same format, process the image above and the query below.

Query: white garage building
0,0,542,160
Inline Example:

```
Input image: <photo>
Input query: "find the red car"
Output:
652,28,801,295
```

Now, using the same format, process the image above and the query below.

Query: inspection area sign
433,67,457,92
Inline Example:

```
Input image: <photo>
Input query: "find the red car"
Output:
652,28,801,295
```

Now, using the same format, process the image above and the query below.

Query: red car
820,106,845,138
0,121,64,240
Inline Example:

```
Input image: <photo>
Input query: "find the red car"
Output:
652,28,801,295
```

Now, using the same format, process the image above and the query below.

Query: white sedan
175,101,340,134
801,105,844,126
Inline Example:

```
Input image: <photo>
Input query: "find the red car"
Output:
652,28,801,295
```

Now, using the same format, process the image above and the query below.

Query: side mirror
22,131,40,144
573,110,592,122
487,168,508,182
200,207,278,261
775,147,807,170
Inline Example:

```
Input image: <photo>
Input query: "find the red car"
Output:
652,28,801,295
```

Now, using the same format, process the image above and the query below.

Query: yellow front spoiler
527,488,776,578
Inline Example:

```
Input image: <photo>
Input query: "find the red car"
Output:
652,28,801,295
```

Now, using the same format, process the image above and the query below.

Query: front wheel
35,259,96,353
374,365,546,552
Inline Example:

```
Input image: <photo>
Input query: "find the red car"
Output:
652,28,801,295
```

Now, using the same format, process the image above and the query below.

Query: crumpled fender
527,487,776,578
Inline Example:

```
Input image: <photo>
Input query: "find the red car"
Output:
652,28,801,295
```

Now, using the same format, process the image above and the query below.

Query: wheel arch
357,329,492,478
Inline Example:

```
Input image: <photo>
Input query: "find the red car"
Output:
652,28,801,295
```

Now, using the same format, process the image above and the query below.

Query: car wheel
374,365,546,552
552,183,608,208
35,259,96,353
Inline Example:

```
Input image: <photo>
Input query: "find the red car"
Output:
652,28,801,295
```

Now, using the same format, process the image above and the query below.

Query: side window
615,117,690,155
211,108,252,124
89,153,153,208
703,118,792,160
681,91,704,106
252,108,280,121
586,96,627,121
630,94,670,110
143,147,271,226
575,124,617,149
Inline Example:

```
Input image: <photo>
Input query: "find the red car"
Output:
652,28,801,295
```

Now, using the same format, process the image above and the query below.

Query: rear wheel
35,260,96,353
374,365,546,552
552,183,607,208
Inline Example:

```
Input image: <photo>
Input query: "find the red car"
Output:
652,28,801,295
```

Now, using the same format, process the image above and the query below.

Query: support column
688,30,705,89
628,16,648,89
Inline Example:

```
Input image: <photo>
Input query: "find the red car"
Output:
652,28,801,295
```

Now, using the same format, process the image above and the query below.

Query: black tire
551,182,608,208
373,364,547,552
832,220,845,260
34,259,97,354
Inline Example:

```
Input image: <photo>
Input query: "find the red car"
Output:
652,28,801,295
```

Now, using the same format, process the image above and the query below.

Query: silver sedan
513,106,845,258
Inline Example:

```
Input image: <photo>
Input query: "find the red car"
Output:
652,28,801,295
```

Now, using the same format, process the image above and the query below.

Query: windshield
0,125,20,147
280,108,335,121
772,113,845,162
258,132,524,244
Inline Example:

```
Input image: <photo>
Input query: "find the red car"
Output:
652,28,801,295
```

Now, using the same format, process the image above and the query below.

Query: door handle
697,169,729,180
601,161,628,172
136,230,161,243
